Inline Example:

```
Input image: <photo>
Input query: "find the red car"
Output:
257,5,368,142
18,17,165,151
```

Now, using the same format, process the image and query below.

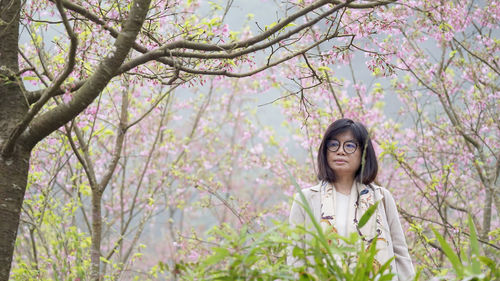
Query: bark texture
0,0,151,279
0,1,27,280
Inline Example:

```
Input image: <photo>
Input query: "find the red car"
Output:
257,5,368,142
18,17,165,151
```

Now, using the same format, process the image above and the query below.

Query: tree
252,0,499,276
12,76,273,279
0,0,395,279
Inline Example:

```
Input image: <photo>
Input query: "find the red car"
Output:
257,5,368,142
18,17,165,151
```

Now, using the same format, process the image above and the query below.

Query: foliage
179,222,395,281
178,196,498,281
179,184,396,281
431,215,499,281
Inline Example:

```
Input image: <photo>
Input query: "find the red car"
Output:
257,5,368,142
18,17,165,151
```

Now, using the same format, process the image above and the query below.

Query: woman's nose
336,146,346,154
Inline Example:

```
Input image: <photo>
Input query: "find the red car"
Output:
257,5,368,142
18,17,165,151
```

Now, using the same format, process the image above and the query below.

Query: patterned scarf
319,181,391,270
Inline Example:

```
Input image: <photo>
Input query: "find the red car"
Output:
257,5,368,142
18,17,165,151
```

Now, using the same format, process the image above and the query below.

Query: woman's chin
331,167,356,176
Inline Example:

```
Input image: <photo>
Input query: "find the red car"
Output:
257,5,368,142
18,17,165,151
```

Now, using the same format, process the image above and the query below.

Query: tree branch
452,38,500,76
2,0,78,156
98,87,129,193
64,121,97,188
124,0,348,64
331,0,396,8
27,0,396,103
19,0,152,150
119,32,347,78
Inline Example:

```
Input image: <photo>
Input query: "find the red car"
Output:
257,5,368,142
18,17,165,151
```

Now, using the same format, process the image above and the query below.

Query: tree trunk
90,190,103,281
0,149,30,281
0,1,26,280
481,186,492,240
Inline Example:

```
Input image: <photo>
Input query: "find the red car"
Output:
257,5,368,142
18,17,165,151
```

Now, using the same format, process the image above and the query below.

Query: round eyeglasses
326,139,358,154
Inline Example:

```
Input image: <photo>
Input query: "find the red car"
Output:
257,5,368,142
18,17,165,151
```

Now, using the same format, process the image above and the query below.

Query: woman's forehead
332,130,355,140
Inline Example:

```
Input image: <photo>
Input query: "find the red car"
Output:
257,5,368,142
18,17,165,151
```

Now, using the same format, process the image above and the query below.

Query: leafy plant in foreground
431,215,499,281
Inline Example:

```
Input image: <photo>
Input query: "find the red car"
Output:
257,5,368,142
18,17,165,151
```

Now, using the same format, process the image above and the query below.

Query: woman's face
326,130,362,181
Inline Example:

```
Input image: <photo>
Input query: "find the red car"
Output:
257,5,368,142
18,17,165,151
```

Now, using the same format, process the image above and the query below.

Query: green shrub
179,185,395,281
179,180,498,281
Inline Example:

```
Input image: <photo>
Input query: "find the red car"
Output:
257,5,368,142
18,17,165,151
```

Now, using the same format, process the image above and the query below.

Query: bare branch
18,49,49,88
399,206,500,251
331,0,396,8
64,121,98,188
98,87,129,193
125,84,178,130
323,70,344,117
119,32,348,78
302,53,322,82
453,38,500,76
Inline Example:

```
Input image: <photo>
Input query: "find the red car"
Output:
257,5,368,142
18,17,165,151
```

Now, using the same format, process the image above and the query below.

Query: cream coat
288,183,415,281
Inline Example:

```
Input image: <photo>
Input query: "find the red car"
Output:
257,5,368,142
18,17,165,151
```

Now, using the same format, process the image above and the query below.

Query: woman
288,118,415,280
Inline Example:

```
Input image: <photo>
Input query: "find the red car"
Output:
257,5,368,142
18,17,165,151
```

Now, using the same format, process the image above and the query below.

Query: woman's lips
334,159,347,164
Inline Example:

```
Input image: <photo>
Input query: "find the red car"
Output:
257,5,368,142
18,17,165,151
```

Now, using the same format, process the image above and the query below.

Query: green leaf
357,201,379,229
467,215,481,274
318,66,331,72
413,268,422,281
292,246,303,258
432,227,464,278
203,247,231,267
477,256,497,275
377,255,395,276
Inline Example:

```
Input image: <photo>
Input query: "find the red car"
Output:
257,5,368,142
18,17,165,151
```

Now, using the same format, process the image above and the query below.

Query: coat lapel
355,183,377,238
309,183,322,224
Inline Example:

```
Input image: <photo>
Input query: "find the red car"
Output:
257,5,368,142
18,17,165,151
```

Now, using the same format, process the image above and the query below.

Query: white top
335,191,350,237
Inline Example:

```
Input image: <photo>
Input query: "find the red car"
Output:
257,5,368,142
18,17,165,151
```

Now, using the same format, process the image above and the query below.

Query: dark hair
317,118,378,184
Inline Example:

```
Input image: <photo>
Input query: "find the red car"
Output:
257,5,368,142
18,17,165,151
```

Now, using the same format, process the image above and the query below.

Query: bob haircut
317,118,378,184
